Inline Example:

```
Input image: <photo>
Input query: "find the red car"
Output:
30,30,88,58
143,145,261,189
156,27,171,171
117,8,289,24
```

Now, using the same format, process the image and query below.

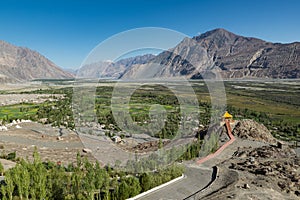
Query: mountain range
1,28,300,83
119,28,300,79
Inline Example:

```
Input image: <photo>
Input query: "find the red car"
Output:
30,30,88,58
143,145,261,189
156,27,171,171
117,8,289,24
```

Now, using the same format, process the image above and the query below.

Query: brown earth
204,144,300,200
0,122,95,166
195,119,300,200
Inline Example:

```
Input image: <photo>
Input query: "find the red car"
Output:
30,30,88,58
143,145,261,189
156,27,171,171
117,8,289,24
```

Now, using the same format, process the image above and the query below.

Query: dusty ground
0,93,63,106
0,121,169,168
0,122,95,165
199,144,300,200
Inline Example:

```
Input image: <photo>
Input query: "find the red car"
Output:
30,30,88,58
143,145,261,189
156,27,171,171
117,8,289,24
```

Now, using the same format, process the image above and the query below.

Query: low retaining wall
127,174,185,200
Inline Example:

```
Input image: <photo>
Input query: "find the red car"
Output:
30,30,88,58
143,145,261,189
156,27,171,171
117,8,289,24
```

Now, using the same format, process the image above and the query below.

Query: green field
0,103,39,122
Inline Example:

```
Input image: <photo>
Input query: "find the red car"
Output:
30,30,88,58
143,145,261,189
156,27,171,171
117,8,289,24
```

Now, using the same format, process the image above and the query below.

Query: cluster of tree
124,149,186,174
198,131,219,157
271,121,300,142
0,150,184,200
0,162,4,176
21,87,73,95
113,164,183,200
36,88,75,129
96,85,182,139
95,86,214,140
178,140,203,161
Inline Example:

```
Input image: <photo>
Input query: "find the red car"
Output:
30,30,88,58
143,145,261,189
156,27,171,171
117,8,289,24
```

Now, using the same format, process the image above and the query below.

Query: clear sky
1,0,300,69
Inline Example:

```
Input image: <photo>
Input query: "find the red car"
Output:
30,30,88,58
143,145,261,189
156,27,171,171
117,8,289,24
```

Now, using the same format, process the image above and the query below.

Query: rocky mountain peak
194,28,265,49
194,28,238,41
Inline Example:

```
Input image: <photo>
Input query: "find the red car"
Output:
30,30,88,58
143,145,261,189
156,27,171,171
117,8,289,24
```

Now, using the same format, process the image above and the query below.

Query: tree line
0,149,184,200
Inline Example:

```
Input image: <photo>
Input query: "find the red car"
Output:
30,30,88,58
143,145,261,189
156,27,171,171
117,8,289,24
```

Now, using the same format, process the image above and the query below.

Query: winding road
137,165,213,200
135,121,237,200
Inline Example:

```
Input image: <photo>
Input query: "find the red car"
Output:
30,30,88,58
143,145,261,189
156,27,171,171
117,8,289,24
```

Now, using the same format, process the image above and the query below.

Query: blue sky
1,0,300,69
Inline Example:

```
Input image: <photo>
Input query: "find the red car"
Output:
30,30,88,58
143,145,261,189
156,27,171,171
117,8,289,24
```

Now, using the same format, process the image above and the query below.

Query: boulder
82,148,92,153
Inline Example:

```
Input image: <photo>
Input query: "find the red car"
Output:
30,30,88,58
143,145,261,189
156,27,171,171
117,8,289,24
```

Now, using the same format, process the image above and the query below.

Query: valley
1,0,300,198
0,79,299,199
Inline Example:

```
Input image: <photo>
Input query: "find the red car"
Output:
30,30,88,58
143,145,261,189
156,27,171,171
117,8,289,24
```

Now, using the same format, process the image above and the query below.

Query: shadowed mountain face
0,40,73,83
121,28,300,79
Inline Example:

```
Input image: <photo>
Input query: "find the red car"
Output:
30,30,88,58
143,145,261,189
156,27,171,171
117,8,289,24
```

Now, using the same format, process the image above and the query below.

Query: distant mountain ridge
120,28,300,79
0,40,73,83
76,54,155,79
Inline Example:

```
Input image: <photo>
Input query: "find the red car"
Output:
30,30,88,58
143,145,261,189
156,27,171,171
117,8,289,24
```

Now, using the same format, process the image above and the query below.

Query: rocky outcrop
230,145,300,197
232,119,277,144
0,40,73,83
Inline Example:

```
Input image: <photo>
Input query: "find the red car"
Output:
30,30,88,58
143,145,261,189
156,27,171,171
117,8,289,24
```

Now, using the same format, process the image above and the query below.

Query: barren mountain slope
121,29,300,79
0,40,73,83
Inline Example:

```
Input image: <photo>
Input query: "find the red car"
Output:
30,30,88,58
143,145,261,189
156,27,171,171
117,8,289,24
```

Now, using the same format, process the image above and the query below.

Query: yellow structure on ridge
223,111,233,120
